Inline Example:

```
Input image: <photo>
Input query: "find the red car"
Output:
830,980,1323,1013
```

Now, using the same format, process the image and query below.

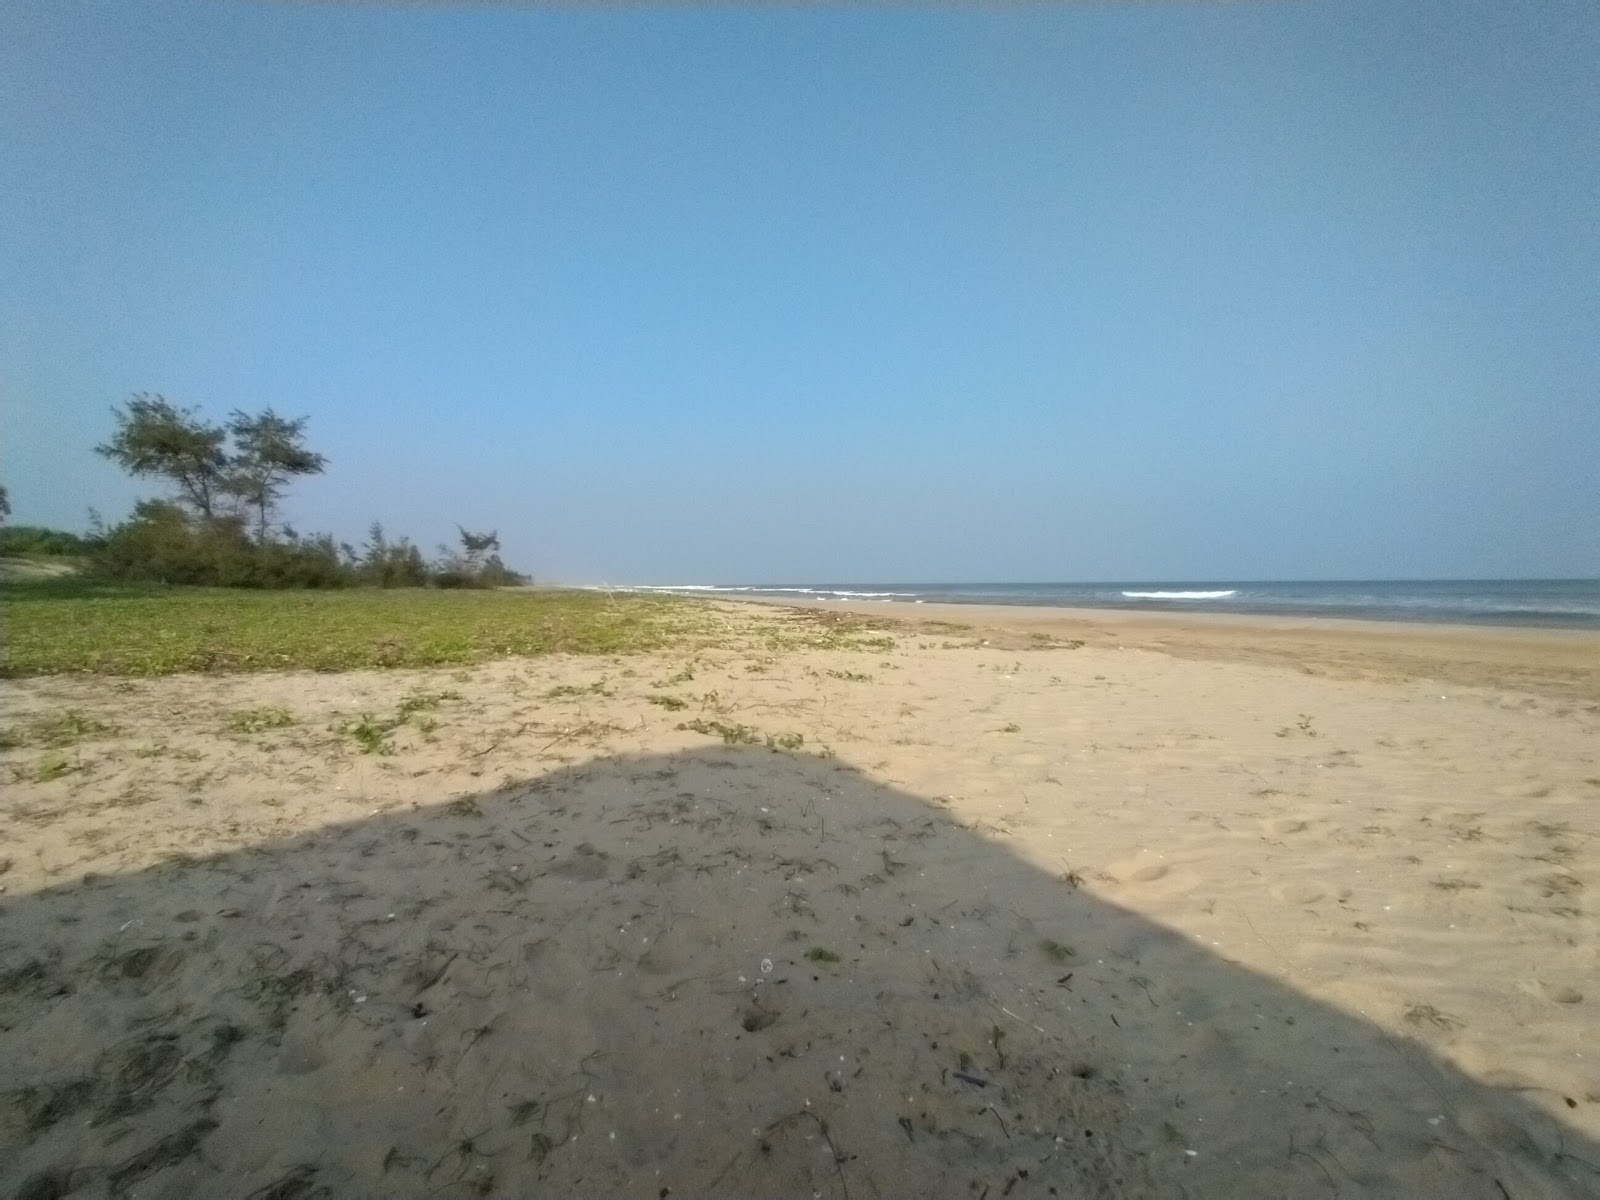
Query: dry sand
1,599,1597,1198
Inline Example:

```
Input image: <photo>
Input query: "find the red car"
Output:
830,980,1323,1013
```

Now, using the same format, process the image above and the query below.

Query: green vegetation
0,525,97,558
676,718,804,751
33,753,76,782
805,947,841,963
340,713,399,755
37,710,119,746
397,690,461,718
543,681,613,700
4,394,525,590
1,709,120,750
0,579,690,677
647,693,688,711
336,690,465,754
226,707,296,734
678,718,761,745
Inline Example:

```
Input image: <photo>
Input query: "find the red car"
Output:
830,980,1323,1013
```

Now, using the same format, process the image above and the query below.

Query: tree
0,483,9,522
96,395,228,518
456,527,500,570
226,408,327,542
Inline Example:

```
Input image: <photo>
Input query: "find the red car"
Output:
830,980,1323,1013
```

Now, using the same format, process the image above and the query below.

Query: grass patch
335,690,464,753
647,694,688,711
341,714,398,755
33,753,76,782
397,690,461,717
226,706,295,734
677,718,804,751
806,947,841,963
29,710,119,747
678,719,761,745
0,579,691,677
544,681,612,700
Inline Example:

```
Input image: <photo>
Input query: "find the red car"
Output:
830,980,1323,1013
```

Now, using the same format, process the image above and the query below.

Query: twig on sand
806,1111,851,1200
413,952,458,996
731,1109,849,1200
997,1005,1047,1035
466,722,530,759
536,723,599,758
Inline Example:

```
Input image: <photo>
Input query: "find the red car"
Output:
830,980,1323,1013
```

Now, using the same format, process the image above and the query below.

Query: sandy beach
2,598,1598,1197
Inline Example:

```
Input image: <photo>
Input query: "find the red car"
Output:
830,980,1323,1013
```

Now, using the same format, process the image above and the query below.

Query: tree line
2,395,524,589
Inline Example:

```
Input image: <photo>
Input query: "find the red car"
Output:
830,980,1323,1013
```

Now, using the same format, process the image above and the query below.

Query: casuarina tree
226,408,328,541
96,394,228,519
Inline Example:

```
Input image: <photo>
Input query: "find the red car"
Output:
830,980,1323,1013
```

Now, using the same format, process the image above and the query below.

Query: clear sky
3,1,1596,583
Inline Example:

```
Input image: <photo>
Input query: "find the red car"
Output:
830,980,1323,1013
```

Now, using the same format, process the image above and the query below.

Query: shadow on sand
2,747,1596,1198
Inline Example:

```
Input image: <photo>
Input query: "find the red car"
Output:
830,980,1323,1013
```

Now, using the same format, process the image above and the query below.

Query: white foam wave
597,584,916,599
1121,589,1238,600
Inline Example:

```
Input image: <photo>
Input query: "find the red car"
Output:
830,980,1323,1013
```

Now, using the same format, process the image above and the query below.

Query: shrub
0,526,98,557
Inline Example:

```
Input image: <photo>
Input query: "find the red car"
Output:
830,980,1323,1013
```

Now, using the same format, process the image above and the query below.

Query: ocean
613,579,1600,629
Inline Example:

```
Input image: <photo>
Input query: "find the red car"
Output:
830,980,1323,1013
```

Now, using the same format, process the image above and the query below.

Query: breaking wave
1121,590,1238,600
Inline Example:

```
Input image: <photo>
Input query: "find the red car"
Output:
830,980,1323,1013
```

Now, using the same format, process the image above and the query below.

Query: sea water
611,579,1600,629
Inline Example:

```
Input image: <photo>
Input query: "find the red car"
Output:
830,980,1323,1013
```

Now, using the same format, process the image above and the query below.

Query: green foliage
338,690,462,753
341,713,397,754
225,408,327,541
0,581,688,676
95,501,348,588
10,710,120,748
646,693,688,710
765,731,804,751
355,523,430,588
677,718,761,745
226,707,296,734
806,947,841,963
96,394,230,518
396,690,461,718
33,753,75,782
543,681,612,699
0,525,97,557
45,710,117,745
90,396,524,589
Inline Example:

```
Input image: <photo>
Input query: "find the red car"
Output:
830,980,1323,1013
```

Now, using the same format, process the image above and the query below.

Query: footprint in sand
548,842,610,881
1494,782,1552,799
636,922,706,976
1273,881,1326,905
1263,817,1309,836
1535,981,1584,1005
1106,856,1169,883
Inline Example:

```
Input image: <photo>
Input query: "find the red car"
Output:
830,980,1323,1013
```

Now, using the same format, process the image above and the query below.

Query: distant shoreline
588,579,1600,631
707,592,1600,706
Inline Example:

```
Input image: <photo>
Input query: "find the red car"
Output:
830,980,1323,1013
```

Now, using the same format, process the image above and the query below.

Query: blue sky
3,1,1596,583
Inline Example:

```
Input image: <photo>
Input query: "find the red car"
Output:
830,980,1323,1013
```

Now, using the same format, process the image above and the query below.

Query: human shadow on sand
2,747,1596,1198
